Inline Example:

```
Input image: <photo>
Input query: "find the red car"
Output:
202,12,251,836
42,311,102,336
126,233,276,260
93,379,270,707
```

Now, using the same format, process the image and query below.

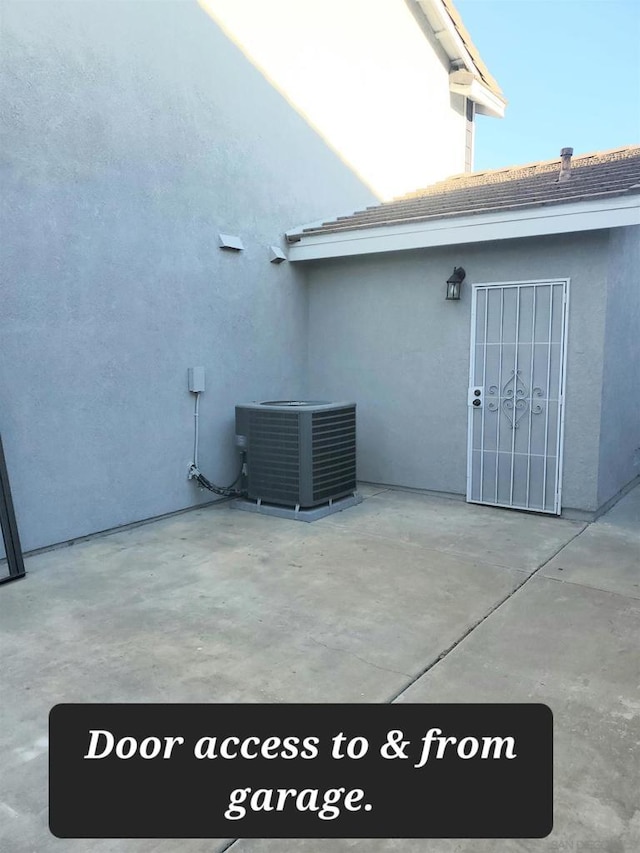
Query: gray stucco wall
0,0,374,552
597,225,640,506
306,232,611,513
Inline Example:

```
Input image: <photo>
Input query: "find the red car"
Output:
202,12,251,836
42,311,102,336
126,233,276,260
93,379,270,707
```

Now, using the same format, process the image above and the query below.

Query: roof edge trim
287,196,640,261
449,72,505,117
416,0,505,107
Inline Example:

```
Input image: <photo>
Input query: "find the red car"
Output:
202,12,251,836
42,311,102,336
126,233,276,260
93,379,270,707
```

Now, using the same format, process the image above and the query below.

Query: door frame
466,278,570,514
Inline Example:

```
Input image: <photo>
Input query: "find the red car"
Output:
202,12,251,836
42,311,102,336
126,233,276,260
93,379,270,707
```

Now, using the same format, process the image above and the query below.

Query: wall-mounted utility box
188,367,205,393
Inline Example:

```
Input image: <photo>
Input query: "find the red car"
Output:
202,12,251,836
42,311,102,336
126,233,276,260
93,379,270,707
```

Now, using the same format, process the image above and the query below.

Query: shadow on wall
198,0,465,199
197,0,379,200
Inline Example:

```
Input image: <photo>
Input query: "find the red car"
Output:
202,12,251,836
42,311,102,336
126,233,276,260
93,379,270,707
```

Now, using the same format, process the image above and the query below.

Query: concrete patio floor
0,483,638,852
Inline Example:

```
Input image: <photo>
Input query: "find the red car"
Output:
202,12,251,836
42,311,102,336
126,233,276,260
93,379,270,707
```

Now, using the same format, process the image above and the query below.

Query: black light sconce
446,266,466,300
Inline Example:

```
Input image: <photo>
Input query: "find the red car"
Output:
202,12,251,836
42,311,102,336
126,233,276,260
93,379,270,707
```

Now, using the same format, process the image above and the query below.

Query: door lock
469,386,483,407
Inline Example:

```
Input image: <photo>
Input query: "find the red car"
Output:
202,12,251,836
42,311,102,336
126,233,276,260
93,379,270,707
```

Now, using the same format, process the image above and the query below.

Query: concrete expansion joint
203,522,597,849
387,521,593,704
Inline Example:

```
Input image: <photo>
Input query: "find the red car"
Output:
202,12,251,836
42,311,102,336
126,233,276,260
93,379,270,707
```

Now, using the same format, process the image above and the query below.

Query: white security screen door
467,280,569,514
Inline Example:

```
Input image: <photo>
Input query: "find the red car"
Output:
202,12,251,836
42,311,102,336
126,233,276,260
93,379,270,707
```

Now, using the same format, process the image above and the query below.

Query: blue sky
456,0,640,170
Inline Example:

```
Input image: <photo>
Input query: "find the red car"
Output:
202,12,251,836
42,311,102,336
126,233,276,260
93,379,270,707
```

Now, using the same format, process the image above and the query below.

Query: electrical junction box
188,367,205,393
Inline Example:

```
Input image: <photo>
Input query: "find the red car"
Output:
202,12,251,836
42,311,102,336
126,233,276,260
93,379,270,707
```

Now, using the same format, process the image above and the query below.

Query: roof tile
288,146,640,242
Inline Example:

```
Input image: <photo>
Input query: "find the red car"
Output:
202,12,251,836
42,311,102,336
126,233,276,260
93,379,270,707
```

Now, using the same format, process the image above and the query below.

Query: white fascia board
287,196,640,262
449,76,505,118
418,0,476,76
420,1,506,116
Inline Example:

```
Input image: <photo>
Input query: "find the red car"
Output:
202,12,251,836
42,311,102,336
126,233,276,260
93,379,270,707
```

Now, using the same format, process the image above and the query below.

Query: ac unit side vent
311,408,356,502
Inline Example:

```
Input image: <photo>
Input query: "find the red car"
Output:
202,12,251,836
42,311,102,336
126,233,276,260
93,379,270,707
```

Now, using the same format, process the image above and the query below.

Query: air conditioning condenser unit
235,401,357,509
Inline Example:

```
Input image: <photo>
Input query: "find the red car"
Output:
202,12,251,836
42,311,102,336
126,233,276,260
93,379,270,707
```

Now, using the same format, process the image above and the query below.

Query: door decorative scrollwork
486,369,544,429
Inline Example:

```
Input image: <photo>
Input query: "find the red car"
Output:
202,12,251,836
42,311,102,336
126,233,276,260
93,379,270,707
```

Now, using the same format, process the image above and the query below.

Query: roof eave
287,195,640,261
416,0,505,108
449,72,506,118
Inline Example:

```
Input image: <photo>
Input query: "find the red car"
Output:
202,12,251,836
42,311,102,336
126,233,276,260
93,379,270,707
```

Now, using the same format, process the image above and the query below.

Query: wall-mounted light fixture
446,266,466,300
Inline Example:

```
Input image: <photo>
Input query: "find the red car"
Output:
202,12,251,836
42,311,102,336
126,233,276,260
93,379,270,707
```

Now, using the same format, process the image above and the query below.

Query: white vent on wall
269,245,287,264
219,233,244,251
